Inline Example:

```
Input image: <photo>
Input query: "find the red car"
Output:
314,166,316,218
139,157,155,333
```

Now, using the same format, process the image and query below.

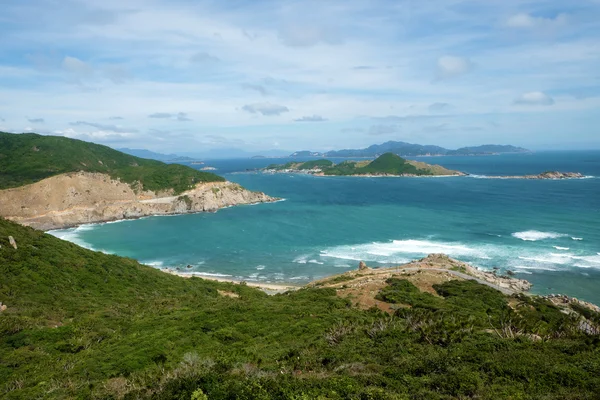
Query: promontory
263,152,465,177
0,132,277,230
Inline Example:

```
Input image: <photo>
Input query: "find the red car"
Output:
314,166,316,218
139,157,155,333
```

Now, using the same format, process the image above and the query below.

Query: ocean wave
553,246,570,250
290,276,310,280
256,265,266,270
573,264,592,269
514,265,558,271
321,239,488,264
572,237,584,241
518,254,574,265
48,225,97,250
191,272,233,278
293,255,309,264
572,255,600,265
308,259,324,265
143,260,165,267
512,230,568,241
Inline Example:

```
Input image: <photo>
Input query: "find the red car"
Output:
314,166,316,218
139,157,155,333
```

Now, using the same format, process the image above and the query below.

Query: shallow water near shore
50,151,600,304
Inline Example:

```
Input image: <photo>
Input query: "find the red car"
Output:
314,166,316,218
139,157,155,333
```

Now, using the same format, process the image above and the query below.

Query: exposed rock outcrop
0,172,279,230
8,236,17,249
486,171,584,180
413,254,532,292
358,261,369,271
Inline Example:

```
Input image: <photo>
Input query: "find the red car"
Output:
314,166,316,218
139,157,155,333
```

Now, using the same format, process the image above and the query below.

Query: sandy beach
161,268,300,294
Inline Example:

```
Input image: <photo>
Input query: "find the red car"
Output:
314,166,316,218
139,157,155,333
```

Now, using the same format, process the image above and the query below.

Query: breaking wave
512,230,568,241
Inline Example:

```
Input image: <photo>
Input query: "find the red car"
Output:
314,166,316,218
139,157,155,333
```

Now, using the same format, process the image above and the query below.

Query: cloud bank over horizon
0,0,599,153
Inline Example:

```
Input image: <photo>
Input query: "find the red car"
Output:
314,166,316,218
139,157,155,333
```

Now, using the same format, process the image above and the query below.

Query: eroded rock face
0,172,279,230
487,171,584,180
414,254,532,292
538,172,584,179
358,261,368,271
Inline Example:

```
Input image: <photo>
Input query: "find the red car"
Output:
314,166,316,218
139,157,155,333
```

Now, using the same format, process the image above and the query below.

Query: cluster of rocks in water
489,171,584,180
542,293,600,313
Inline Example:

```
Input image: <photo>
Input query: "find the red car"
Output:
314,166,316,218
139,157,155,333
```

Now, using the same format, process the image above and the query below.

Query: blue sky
1,0,599,154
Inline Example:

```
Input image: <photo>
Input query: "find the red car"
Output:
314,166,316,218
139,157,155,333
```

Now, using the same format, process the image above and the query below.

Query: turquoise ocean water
50,152,600,304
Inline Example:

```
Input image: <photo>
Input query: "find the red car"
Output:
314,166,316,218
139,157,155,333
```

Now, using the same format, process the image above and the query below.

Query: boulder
358,261,368,271
8,236,17,249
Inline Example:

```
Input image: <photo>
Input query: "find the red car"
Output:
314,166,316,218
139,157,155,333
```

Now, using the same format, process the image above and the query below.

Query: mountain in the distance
117,148,197,162
292,141,529,158
447,144,530,155
290,150,325,157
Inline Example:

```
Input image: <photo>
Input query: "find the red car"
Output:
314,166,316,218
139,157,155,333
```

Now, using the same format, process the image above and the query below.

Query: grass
0,132,224,193
1,218,600,399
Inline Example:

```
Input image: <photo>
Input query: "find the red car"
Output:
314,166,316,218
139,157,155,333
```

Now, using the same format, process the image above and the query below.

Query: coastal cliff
0,171,277,230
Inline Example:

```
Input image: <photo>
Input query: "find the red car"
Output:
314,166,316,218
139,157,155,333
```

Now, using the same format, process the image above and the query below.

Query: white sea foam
191,272,233,278
518,254,574,265
553,246,570,250
513,265,558,271
308,259,324,265
48,225,97,250
572,237,584,241
512,230,568,241
573,264,592,269
572,255,600,265
293,255,308,264
321,239,488,264
143,260,165,268
290,276,310,280
256,265,266,270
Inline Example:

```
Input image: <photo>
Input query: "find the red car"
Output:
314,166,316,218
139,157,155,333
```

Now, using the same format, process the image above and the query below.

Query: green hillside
0,132,224,193
356,152,421,175
1,217,600,399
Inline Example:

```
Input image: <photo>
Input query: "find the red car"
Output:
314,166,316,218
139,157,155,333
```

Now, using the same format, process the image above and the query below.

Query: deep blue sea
50,152,600,304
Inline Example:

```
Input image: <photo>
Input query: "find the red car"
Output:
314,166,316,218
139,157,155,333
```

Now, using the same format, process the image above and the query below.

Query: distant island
118,147,200,163
265,153,464,177
485,171,584,180
290,141,529,158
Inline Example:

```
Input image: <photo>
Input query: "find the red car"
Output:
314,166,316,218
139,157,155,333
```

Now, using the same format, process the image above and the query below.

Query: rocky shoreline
0,172,279,230
482,171,584,180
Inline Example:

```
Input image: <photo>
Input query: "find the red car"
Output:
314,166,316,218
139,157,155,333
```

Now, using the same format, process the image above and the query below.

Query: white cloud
147,112,192,121
149,112,172,119
506,13,567,29
70,120,138,133
514,91,555,106
190,52,220,64
294,115,327,122
242,103,290,116
242,84,268,96
104,65,132,84
62,56,92,75
278,24,342,47
368,124,400,136
435,56,472,80
428,102,452,112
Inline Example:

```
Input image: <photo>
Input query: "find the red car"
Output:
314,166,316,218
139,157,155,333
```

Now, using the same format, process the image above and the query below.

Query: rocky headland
485,171,584,180
0,171,278,230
